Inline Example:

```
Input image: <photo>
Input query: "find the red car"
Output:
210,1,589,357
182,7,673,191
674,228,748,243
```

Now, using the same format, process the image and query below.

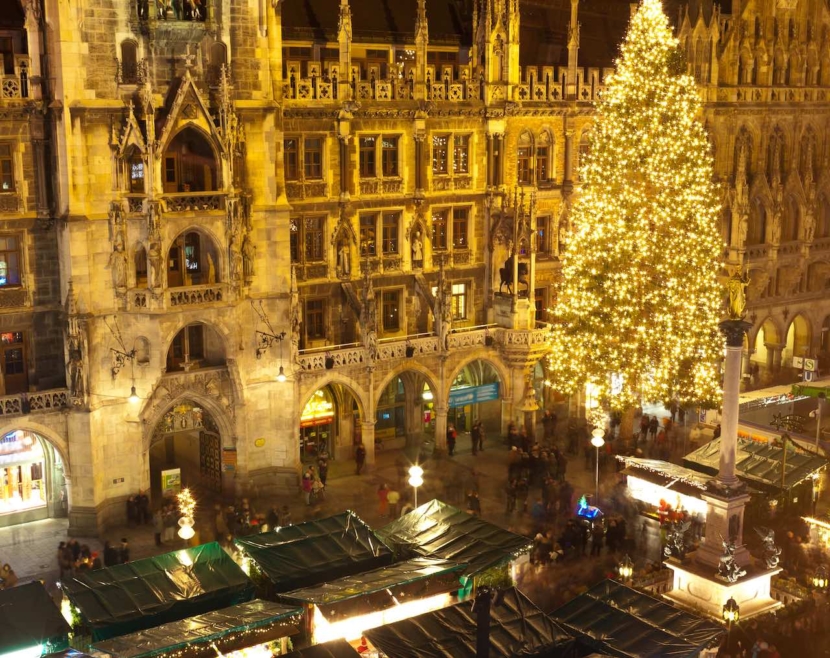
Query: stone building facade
0,0,827,536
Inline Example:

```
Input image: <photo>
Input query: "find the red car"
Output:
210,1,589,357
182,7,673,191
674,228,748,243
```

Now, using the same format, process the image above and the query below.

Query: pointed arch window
121,40,138,84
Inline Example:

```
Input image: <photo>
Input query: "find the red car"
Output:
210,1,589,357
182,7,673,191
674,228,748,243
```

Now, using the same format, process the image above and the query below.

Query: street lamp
722,595,739,656
590,428,605,504
618,554,634,583
812,565,828,590
408,465,424,508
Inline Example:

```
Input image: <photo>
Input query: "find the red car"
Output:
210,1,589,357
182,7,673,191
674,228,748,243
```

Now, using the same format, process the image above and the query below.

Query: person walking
378,483,390,517
477,422,485,452
317,456,329,486
467,490,481,517
447,424,457,456
590,523,604,557
387,488,400,518
119,538,130,564
103,541,119,567
301,468,313,505
471,421,481,456
355,442,367,475
153,508,164,546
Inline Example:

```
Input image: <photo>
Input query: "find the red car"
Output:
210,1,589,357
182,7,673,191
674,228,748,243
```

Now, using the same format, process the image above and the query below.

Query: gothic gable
116,104,147,158
156,70,225,160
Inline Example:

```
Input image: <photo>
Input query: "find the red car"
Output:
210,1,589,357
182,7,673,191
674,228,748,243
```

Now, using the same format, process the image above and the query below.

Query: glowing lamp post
722,596,739,633
812,565,828,590
408,465,424,508
590,428,605,504
177,488,196,541
618,554,634,583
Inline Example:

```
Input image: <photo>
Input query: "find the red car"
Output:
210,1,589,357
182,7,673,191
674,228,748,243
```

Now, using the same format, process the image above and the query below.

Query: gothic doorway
0,429,67,528
299,383,364,462
149,400,223,501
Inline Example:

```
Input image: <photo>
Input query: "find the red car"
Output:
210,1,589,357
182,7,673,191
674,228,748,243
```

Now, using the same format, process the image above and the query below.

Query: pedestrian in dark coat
355,442,367,474
446,425,457,456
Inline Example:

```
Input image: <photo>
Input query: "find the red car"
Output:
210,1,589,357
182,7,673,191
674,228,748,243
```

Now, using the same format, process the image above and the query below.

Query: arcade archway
300,384,364,462
148,399,225,500
374,372,436,450
0,429,67,528
448,360,504,434
784,314,811,366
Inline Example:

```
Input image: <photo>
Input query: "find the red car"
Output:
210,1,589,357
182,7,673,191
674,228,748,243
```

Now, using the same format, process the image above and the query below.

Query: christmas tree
547,0,723,412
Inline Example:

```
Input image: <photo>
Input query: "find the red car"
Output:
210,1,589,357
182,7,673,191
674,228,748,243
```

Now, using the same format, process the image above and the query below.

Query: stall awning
552,580,725,658
378,499,533,577
91,599,301,658
235,512,394,593
0,581,71,655
619,457,712,496
684,437,828,491
364,586,575,658
281,640,360,658
61,542,254,641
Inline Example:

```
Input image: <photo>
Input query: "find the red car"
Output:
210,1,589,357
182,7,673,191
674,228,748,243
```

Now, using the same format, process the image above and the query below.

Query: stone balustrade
0,389,69,417
169,284,224,307
296,326,550,373
163,192,225,213
1,56,31,100
746,244,770,260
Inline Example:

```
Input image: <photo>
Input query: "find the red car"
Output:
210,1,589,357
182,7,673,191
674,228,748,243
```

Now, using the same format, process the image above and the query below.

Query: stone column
765,343,775,373
563,129,575,190
718,320,752,487
772,344,783,372
361,420,376,466
434,406,448,451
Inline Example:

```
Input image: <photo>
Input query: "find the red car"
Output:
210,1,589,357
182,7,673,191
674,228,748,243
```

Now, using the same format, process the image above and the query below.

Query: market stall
60,542,254,641
90,600,301,658
363,586,575,658
280,640,359,658
377,500,532,585
277,557,465,644
235,512,394,595
684,437,827,512
618,457,711,519
0,581,71,658
552,579,725,658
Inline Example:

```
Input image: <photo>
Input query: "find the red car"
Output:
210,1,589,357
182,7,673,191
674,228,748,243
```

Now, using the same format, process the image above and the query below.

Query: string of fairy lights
546,0,724,413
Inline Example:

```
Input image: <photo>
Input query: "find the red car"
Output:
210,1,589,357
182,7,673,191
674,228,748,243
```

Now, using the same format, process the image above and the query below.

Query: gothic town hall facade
0,0,827,535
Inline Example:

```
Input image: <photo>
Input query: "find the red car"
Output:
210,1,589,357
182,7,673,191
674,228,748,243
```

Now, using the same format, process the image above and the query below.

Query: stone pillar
494,134,504,187
361,420,376,466
337,132,351,201
765,343,775,373
718,320,751,487
772,344,783,372
486,134,494,188
22,2,43,100
434,406,448,451
563,130,575,189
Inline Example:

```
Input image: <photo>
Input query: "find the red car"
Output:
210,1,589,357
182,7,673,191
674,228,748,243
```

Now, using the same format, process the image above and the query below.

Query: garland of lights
177,488,196,540
615,455,709,490
546,0,724,412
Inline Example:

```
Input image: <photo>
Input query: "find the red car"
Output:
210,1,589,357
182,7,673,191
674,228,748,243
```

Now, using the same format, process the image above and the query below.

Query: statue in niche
229,234,243,284
148,240,162,290
109,232,127,291
67,334,85,402
411,231,423,265
242,234,256,281
337,240,351,277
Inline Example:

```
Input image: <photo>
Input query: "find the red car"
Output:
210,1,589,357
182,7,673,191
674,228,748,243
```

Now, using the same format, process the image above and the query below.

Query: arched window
577,132,592,181
127,149,145,193
517,131,533,185
166,323,226,372
121,40,138,84
767,130,785,182
784,196,800,242
750,198,767,245
167,230,220,287
163,128,218,193
135,245,148,286
208,42,227,84
536,130,552,184
818,195,830,239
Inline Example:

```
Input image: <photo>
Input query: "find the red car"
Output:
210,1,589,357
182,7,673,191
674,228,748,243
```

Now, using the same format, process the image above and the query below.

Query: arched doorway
784,314,812,366
375,372,436,450
751,318,780,378
148,399,224,500
300,384,363,462
166,230,221,288
448,360,503,434
0,429,67,528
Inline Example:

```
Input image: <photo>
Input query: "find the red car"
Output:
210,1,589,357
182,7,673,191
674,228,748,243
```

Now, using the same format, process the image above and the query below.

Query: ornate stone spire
415,0,428,44
338,0,352,41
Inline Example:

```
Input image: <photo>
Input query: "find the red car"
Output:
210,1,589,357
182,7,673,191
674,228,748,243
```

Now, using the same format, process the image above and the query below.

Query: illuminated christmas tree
547,0,723,412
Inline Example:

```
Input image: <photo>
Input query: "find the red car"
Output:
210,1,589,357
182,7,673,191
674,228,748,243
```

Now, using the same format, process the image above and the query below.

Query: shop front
448,382,500,433
0,429,66,528
300,389,335,461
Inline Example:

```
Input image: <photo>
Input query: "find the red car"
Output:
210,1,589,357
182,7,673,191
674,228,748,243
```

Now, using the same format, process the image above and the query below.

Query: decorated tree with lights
547,0,723,416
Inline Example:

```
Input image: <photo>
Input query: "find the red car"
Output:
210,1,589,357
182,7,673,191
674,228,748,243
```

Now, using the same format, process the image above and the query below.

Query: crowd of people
56,537,130,579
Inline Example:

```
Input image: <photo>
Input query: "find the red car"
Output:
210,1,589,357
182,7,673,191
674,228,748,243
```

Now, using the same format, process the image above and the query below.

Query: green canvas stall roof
278,557,465,606
552,580,725,658
281,639,360,658
60,542,254,641
364,586,575,658
234,511,394,593
0,581,71,655
90,599,301,658
378,499,533,577
684,437,828,491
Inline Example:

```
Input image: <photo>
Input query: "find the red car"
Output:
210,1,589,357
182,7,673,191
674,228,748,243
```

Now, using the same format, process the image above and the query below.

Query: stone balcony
0,389,69,418
128,283,227,311
163,192,226,213
1,56,32,102
295,326,551,373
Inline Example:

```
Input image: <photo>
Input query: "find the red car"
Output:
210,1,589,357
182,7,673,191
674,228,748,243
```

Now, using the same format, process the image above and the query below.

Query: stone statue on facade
148,240,162,290
109,232,128,292
738,213,748,248
67,334,85,402
229,234,243,284
717,539,747,583
337,240,351,277
242,233,255,282
411,232,423,266
755,527,782,569
726,266,750,320
803,211,816,242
